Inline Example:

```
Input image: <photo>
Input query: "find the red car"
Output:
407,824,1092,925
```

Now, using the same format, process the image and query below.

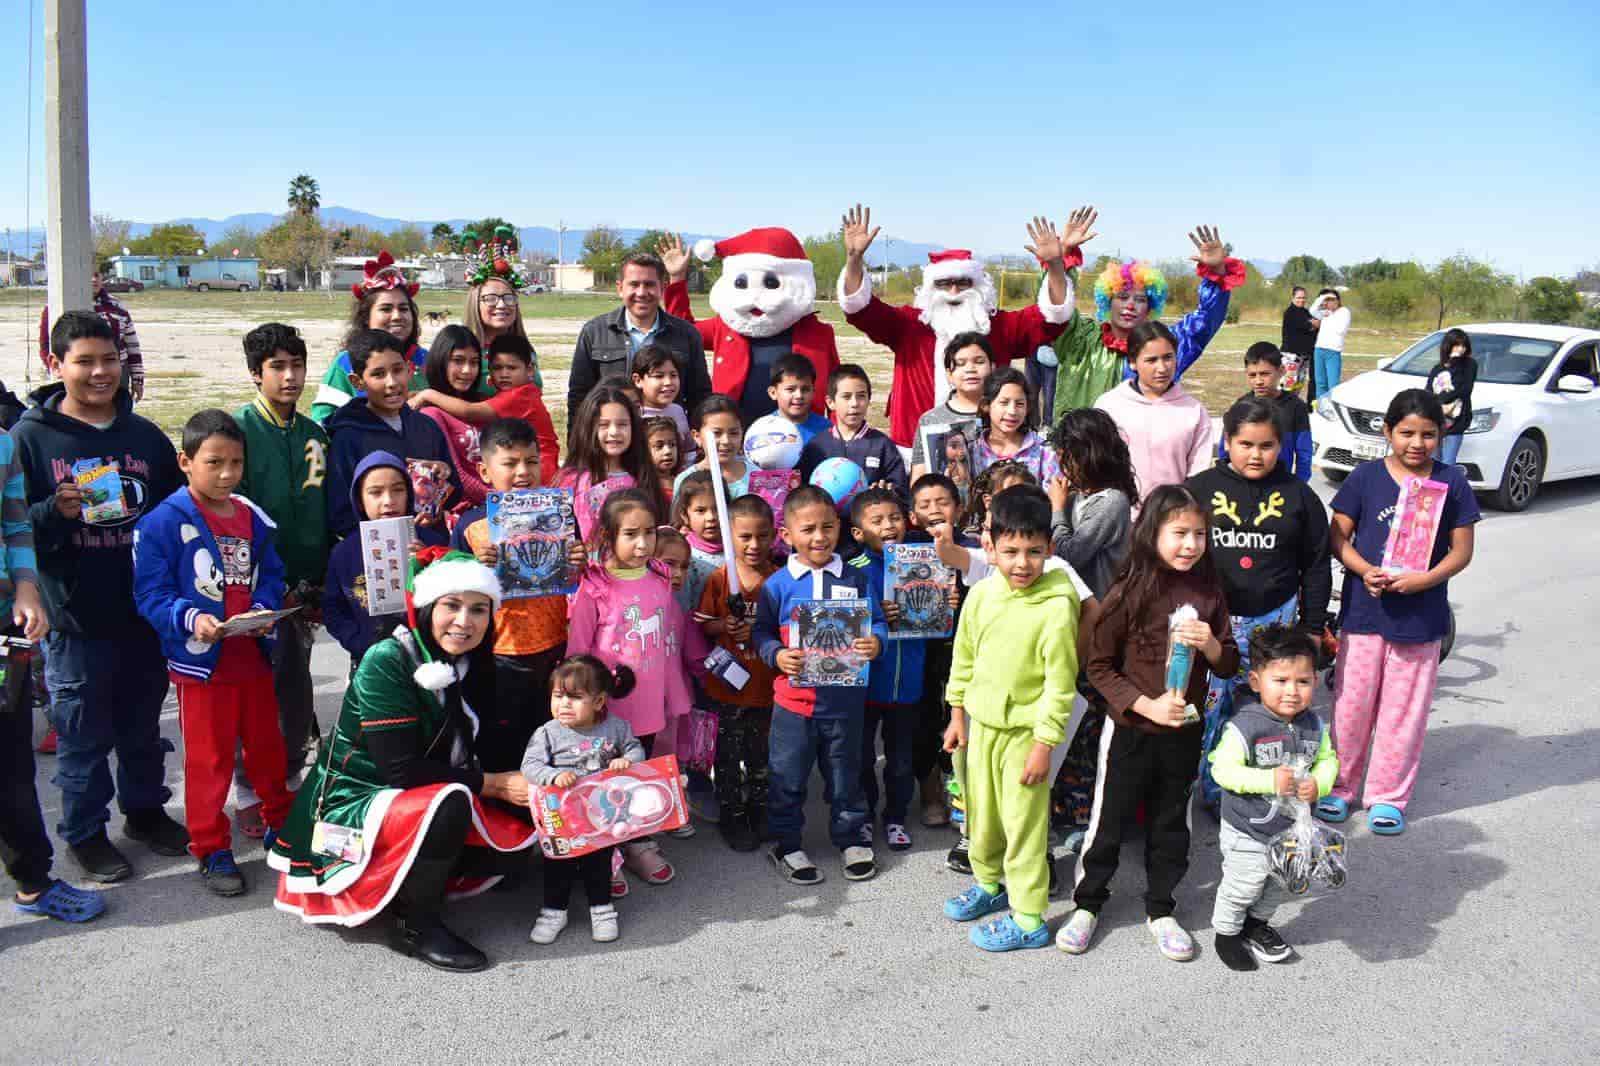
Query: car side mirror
1556,374,1596,394
1376,356,1396,370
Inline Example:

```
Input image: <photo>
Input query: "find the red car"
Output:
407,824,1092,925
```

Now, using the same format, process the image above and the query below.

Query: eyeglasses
932,278,973,291
478,293,518,307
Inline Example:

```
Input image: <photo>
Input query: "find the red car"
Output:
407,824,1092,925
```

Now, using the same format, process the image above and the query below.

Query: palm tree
287,174,321,217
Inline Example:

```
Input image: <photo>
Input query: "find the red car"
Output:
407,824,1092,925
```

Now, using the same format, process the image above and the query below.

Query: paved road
3,477,1598,1066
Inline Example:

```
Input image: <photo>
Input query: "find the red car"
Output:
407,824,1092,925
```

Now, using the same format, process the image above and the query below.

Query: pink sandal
622,840,675,885
235,803,267,839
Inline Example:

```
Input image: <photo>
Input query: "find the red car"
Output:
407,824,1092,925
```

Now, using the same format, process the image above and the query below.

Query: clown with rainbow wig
1047,216,1246,419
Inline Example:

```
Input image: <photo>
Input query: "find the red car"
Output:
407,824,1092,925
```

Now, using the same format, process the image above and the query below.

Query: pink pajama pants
1330,632,1441,811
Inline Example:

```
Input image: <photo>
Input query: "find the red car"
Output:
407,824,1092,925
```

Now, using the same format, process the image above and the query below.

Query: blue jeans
860,702,916,825
1437,434,1464,465
767,705,866,854
43,626,172,845
1312,347,1342,402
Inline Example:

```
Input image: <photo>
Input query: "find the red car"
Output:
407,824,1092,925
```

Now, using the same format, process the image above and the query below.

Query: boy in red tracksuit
133,410,292,897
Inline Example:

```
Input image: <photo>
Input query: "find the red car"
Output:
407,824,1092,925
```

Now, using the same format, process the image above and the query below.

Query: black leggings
542,846,614,910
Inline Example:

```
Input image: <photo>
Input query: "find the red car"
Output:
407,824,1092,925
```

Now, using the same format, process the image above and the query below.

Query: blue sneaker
262,828,278,853
943,883,1009,922
969,914,1051,952
200,849,246,897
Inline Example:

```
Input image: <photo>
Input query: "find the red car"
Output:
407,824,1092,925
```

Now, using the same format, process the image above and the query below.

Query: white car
1313,323,1600,511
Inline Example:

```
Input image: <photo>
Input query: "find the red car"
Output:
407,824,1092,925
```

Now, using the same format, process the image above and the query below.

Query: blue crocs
1314,796,1350,823
969,914,1051,952
944,883,1009,922
14,880,107,923
1368,803,1406,835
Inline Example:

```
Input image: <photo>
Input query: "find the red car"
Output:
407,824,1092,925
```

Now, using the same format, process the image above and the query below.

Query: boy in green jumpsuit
941,485,1078,951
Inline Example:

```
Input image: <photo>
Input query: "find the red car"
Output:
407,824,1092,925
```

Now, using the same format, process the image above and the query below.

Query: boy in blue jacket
846,487,929,853
1217,343,1312,481
133,410,292,897
756,486,885,886
325,328,459,538
798,364,908,498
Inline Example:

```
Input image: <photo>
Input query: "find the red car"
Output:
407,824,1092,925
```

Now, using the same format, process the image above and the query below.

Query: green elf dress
269,629,536,925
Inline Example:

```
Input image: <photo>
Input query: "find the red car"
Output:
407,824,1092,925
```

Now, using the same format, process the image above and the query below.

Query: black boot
391,913,489,973
69,831,133,883
718,804,760,852
124,808,190,857
1214,932,1258,971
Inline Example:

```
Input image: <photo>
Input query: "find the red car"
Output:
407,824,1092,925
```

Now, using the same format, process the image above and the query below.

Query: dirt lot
0,290,1412,441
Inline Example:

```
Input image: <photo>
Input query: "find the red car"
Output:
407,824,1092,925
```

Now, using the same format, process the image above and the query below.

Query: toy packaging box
406,459,451,522
531,755,688,858
72,458,128,525
358,517,412,616
787,598,871,688
487,487,579,599
1381,476,1449,574
884,543,955,639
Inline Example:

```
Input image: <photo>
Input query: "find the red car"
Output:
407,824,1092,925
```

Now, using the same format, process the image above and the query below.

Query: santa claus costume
839,250,1072,449
663,228,838,425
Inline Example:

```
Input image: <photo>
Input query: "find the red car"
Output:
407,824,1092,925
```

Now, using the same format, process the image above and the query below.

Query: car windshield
1386,332,1560,385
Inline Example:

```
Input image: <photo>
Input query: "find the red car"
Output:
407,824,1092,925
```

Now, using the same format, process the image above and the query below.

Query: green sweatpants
967,719,1051,917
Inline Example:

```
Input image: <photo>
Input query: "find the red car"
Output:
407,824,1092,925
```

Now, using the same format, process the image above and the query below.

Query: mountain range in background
1,206,1286,278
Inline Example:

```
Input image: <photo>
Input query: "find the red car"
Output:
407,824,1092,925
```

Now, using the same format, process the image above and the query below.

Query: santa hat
405,549,503,691
692,227,813,282
352,250,420,300
923,249,987,286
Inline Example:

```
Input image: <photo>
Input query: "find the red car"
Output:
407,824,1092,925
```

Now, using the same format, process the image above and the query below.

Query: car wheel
1493,435,1543,512
197,283,210,292
239,284,251,292
1321,468,1348,484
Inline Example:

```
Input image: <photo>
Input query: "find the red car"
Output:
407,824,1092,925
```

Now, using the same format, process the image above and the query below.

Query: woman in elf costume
269,551,538,973
461,225,544,390
1046,220,1246,420
310,251,431,423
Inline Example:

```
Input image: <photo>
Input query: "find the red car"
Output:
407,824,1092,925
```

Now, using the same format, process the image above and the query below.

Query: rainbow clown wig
1094,260,1169,321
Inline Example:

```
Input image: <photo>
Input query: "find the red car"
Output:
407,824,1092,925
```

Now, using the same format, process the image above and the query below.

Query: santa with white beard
835,205,1082,449
661,228,838,422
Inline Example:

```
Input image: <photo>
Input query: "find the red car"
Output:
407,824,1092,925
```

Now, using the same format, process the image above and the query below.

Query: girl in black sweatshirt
1426,328,1476,467
1185,397,1331,810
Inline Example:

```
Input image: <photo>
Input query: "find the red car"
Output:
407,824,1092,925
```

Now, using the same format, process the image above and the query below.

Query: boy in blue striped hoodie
133,410,291,896
846,488,928,853
756,485,885,886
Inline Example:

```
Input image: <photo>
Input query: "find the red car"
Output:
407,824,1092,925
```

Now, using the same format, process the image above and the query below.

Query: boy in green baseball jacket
234,323,330,823
941,485,1079,952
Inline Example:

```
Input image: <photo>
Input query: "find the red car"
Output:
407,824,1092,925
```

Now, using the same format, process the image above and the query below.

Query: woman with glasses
311,251,432,423
463,226,544,391
1048,224,1245,420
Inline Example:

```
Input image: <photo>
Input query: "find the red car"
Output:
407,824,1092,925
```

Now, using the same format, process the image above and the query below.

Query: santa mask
708,254,816,338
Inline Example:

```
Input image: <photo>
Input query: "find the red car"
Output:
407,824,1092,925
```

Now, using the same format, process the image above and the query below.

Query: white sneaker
1055,908,1098,954
589,904,620,943
529,907,568,944
1147,916,1197,961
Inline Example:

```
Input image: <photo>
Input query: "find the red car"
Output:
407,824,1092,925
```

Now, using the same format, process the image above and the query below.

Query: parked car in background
187,273,252,292
1313,323,1600,511
524,281,549,294
101,277,144,293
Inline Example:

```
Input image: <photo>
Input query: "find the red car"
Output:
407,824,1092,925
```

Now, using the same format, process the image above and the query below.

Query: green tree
1423,256,1514,329
92,214,132,266
1522,277,1582,324
1342,258,1408,285
804,230,846,296
214,223,259,259
258,213,330,289
629,229,672,259
287,174,320,217
129,223,209,258
429,222,455,251
1360,278,1420,324
580,224,627,284
1280,254,1340,289
388,225,427,258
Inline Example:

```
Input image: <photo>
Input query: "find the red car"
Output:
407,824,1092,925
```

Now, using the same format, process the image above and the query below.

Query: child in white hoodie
1093,321,1212,511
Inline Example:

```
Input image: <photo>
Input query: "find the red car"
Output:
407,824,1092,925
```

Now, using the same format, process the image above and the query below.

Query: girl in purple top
970,367,1060,485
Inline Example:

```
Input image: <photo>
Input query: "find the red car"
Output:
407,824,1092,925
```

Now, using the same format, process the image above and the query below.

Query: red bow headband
351,250,421,299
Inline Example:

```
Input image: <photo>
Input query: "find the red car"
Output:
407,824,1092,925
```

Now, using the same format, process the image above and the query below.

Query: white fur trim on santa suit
1037,270,1075,325
838,270,873,315
922,255,990,289
411,558,502,611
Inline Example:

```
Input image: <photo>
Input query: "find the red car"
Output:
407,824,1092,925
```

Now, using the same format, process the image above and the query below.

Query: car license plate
1352,440,1387,461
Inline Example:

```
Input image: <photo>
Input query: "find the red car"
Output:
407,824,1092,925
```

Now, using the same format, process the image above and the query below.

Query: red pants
176,674,293,859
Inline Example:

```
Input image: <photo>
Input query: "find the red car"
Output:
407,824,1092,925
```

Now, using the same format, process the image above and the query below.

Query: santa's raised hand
1061,205,1099,253
660,232,690,282
1024,216,1071,264
1187,224,1228,270
841,203,880,262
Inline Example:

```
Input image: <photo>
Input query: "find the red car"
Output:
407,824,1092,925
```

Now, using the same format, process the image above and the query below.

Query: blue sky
4,0,1596,276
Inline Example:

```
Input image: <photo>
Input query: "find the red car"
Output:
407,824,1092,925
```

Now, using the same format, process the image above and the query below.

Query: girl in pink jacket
1093,322,1213,511
567,487,706,892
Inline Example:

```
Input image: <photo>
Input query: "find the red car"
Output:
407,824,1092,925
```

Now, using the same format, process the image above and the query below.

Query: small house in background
551,263,594,292
0,258,44,286
107,254,261,289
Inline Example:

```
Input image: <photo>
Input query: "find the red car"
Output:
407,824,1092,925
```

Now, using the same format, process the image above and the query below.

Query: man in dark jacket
567,252,710,415
12,312,187,882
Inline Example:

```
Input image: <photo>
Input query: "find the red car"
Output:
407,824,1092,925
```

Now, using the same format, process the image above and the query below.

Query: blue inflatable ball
809,457,868,510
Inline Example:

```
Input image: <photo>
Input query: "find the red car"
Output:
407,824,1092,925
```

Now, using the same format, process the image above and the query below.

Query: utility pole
557,220,567,292
45,0,93,321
